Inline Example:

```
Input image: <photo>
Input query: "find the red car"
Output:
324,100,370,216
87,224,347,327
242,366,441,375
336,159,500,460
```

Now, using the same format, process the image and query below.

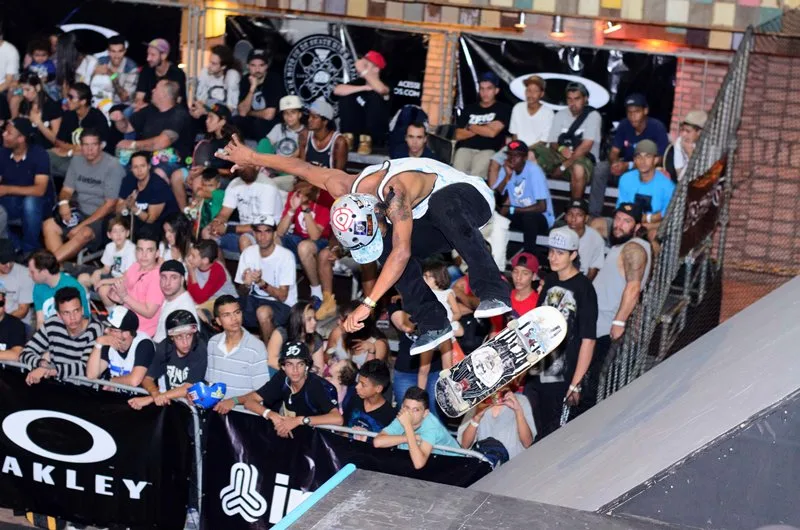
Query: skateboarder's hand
344,304,370,332
217,134,255,167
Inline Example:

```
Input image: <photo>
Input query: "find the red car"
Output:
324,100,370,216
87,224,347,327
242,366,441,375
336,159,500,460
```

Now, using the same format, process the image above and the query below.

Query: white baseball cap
309,98,335,121
279,95,303,112
548,227,580,251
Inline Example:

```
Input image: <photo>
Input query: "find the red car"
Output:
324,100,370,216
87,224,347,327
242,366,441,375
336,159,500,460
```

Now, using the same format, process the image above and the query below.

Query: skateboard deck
435,306,567,418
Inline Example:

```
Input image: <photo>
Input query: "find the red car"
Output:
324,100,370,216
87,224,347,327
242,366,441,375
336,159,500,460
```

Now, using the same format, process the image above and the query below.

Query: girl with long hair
159,212,193,263
267,301,325,376
15,72,62,147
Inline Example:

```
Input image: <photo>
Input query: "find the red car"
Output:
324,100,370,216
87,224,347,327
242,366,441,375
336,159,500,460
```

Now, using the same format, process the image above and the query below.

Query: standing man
452,72,511,179
134,38,187,109
564,199,604,281
86,306,154,388
236,49,283,141
153,260,198,343
91,35,139,106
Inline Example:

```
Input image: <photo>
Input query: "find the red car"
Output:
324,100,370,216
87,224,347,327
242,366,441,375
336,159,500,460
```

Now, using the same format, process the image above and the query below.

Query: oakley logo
2,410,117,464
220,463,267,523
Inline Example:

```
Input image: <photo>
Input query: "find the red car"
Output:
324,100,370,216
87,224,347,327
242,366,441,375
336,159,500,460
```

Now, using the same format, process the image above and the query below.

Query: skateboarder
217,135,511,356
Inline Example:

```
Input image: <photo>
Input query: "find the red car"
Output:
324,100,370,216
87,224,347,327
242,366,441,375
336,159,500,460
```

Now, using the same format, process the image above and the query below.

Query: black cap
10,118,34,140
479,71,500,87
280,341,312,365
567,199,589,214
205,102,231,121
160,259,186,276
105,306,140,334
0,239,14,263
247,49,268,63
507,140,529,154
615,202,643,224
624,93,648,108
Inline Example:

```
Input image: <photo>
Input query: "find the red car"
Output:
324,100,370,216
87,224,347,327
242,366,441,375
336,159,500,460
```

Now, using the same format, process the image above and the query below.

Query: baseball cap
147,38,170,56
247,49,268,63
252,214,277,228
616,202,643,224
566,199,589,214
507,140,528,154
511,252,539,274
0,239,15,263
624,93,648,108
279,95,303,112
205,102,231,121
634,139,658,156
548,226,580,251
105,306,140,334
160,259,186,276
566,81,588,97
523,75,546,92
479,71,500,87
10,118,34,139
309,98,335,121
682,109,708,129
364,50,386,70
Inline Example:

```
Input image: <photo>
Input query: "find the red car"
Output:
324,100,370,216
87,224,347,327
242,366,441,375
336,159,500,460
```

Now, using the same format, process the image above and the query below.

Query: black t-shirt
136,64,188,105
456,101,511,152
146,338,208,390
344,395,395,432
57,108,110,148
118,172,179,226
388,301,443,374
131,105,194,160
0,314,26,351
256,371,338,417
537,272,598,383
99,338,156,378
238,72,284,113
20,97,62,149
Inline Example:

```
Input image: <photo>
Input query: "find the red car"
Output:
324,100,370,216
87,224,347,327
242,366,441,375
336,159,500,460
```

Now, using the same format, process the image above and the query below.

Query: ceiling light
604,20,622,34
551,15,565,37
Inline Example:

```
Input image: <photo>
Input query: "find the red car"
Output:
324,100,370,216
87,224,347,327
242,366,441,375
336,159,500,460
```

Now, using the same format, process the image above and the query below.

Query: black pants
338,91,389,147
575,334,612,415
524,376,569,441
381,183,510,334
509,211,550,253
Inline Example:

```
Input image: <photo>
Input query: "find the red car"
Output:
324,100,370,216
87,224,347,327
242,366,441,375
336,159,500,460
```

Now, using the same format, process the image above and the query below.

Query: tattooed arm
366,182,414,303
611,241,648,340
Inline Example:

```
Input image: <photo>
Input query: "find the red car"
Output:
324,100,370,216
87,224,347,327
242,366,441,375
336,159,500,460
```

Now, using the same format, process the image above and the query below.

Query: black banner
680,157,726,257
0,370,192,529
203,411,491,529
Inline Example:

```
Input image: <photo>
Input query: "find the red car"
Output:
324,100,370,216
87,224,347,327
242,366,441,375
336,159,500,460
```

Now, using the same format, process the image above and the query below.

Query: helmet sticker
332,207,354,232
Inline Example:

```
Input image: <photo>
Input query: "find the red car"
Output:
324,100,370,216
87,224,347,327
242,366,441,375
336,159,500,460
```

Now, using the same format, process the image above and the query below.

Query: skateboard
435,306,567,418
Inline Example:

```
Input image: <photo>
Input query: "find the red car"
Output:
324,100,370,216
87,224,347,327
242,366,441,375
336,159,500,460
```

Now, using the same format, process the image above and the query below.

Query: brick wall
420,33,456,126
670,58,728,137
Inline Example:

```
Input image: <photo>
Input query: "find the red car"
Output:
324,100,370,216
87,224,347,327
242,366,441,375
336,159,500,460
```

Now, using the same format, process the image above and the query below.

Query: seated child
422,259,463,337
186,238,237,324
344,359,395,439
190,168,225,238
78,216,136,292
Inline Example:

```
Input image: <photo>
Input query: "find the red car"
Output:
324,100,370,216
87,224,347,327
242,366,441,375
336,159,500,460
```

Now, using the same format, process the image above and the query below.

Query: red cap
511,252,539,274
364,50,386,70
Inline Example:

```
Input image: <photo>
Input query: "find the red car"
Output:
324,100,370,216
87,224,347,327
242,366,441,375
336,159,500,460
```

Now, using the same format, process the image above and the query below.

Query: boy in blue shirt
374,386,462,469
492,140,554,253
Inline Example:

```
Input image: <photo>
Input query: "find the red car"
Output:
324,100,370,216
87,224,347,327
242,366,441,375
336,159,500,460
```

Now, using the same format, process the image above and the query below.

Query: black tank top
305,131,340,169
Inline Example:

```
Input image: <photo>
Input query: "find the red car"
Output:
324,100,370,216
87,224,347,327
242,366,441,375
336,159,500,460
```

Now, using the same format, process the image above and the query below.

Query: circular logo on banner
283,35,357,106
331,207,354,232
2,410,117,464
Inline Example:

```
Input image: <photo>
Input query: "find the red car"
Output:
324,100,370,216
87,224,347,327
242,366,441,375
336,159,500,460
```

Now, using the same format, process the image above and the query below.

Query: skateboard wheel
439,368,451,378
507,319,519,330
527,353,540,364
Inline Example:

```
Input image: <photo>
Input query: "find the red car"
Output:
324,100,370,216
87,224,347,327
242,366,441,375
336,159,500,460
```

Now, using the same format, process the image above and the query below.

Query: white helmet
330,193,383,264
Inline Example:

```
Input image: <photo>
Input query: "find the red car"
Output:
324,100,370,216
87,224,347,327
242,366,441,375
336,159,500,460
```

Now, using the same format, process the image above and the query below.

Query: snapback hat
160,259,186,276
279,95,303,112
205,102,231,121
634,139,658,156
309,98,335,121
10,118,34,139
548,226,580,251
247,49,268,63
147,38,170,56
252,214,277,228
624,93,648,108
511,252,539,274
566,199,589,214
479,71,500,87
616,202,643,224
364,50,386,70
105,306,140,334
507,140,529,154
682,110,708,129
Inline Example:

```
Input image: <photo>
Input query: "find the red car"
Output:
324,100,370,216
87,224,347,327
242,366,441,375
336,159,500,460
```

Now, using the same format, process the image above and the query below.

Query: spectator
128,310,207,409
0,118,51,254
509,252,541,317
261,95,306,193
452,72,511,179
28,250,89,325
326,358,357,412
54,33,97,98
663,110,707,182
134,38,187,109
509,75,554,148
276,181,331,304
235,49,283,141
588,203,651,409
458,384,535,460
116,151,179,234
207,165,284,253
266,301,325,375
78,216,136,292
608,94,670,180
565,199,604,281
234,215,297,344
343,359,395,434
0,239,33,326
50,82,110,177
206,296,270,412
19,37,57,102
0,26,20,94
526,227,597,437
97,229,163,337
185,239,237,316
22,286,102,384
159,213,193,263
333,50,390,154
153,260,198,343
532,82,601,201
16,72,62,148
326,300,389,368
91,35,139,106
393,122,436,160
299,98,348,171
192,44,240,115
422,260,462,336
239,341,343,437
120,80,193,182
192,169,226,236
492,140,554,254
374,386,462,468
86,306,154,387
0,288,26,361
44,128,125,262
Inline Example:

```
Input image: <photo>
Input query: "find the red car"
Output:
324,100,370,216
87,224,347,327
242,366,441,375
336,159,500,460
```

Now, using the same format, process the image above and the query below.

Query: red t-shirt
511,289,538,317
281,190,332,239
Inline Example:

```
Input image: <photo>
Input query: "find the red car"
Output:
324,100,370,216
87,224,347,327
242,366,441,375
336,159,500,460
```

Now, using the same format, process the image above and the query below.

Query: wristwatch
302,416,312,426
302,207,312,214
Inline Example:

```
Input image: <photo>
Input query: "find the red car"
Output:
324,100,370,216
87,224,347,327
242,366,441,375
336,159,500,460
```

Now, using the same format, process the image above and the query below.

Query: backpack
557,106,597,164
473,437,510,468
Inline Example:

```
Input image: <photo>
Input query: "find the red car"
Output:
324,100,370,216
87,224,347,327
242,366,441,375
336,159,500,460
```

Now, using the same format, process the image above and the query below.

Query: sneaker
343,132,355,151
410,327,454,356
315,292,337,321
357,134,372,155
474,299,512,319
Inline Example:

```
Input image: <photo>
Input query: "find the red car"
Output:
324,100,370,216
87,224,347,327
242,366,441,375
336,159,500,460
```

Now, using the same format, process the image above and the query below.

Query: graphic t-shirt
456,101,511,152
56,108,110,147
237,72,284,113
64,153,125,215
32,273,90,319
495,161,555,226
100,240,137,278
256,372,339,417
267,123,305,158
147,338,208,391
0,315,26,352
118,172,180,227
280,191,332,240
344,396,396,433
222,174,285,224
537,272,597,383
616,170,676,217
100,332,155,378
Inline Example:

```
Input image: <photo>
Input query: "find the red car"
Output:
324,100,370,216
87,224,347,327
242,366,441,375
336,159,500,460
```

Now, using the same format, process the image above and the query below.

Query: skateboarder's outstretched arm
217,134,354,197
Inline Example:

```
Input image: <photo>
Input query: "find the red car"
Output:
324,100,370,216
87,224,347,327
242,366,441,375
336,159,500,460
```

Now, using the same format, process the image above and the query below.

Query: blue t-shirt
0,145,50,187
617,169,676,216
118,172,179,227
494,160,555,227
383,413,463,456
32,273,90,320
612,117,670,161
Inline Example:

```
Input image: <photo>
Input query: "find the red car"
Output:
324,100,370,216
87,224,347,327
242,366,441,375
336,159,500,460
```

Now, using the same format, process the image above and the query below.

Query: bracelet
361,296,377,309
612,320,626,328
646,213,653,223
131,141,137,150
469,420,480,428
569,384,581,393
233,396,240,406
261,408,271,420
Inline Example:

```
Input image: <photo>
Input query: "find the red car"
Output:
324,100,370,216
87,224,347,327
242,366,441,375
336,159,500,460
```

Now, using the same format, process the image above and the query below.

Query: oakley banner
0,370,192,529
203,411,491,529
